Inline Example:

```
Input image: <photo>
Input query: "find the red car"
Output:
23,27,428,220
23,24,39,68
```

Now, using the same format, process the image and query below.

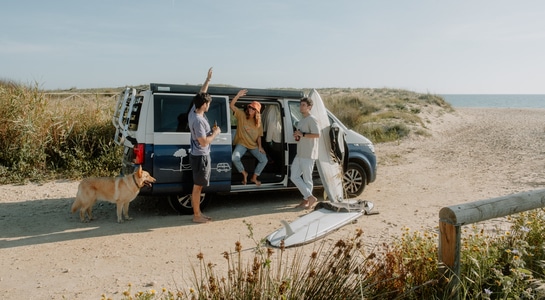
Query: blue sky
2,0,544,94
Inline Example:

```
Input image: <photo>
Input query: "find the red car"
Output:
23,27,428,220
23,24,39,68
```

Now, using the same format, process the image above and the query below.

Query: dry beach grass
1,106,545,299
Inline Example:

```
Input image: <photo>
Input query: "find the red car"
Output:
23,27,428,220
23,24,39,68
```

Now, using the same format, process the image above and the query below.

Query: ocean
441,94,545,109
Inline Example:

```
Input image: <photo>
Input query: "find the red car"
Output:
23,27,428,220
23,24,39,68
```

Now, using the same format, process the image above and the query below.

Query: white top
296,114,320,160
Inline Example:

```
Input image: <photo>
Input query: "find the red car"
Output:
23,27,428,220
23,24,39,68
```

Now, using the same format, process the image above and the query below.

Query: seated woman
230,89,267,186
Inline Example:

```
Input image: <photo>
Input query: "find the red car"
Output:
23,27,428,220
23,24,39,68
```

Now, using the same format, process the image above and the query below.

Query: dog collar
132,174,141,188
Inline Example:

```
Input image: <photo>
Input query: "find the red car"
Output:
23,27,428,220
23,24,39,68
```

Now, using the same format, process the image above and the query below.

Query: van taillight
133,144,144,164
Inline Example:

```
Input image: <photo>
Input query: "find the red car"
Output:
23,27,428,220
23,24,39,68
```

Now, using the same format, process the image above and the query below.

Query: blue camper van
112,84,376,214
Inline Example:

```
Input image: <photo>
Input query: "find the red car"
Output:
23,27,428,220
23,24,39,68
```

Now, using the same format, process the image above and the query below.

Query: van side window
229,105,243,128
154,95,193,132
153,95,227,133
207,97,228,132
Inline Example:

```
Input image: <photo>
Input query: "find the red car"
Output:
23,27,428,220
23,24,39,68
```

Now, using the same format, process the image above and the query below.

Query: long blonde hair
254,111,261,127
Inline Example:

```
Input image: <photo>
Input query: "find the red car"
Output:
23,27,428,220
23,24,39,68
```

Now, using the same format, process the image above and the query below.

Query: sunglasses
247,106,256,111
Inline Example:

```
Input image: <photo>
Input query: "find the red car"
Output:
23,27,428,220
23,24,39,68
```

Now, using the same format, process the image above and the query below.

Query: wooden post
438,189,545,298
439,221,461,300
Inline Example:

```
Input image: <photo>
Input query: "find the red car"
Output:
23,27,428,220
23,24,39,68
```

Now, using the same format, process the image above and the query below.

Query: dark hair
193,92,212,109
301,97,313,107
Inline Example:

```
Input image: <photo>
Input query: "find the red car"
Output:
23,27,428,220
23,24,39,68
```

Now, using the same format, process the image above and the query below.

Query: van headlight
366,142,375,153
347,130,375,153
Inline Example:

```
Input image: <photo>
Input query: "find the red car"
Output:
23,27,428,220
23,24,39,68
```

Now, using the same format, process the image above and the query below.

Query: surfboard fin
363,200,379,215
280,220,295,237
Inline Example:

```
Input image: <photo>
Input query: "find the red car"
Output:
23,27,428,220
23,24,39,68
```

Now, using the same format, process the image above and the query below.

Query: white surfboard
266,90,378,248
266,200,376,248
309,89,345,202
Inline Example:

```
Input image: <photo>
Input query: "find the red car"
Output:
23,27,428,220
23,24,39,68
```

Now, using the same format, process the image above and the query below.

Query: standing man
188,68,220,223
290,97,320,209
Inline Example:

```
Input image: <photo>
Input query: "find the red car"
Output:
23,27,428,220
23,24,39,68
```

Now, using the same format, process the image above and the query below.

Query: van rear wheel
167,193,212,215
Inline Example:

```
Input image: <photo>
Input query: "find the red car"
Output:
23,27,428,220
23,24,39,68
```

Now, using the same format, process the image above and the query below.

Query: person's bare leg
250,173,261,186
296,197,309,208
192,185,209,223
307,195,318,209
241,170,248,185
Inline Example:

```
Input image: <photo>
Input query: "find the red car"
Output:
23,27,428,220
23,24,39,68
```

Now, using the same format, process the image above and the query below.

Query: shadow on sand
0,190,303,249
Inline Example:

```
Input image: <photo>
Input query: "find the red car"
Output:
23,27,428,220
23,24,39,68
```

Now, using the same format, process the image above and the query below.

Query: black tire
167,193,212,215
343,162,366,197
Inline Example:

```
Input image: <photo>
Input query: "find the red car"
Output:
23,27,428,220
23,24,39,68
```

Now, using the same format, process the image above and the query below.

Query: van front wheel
167,193,212,215
344,162,366,197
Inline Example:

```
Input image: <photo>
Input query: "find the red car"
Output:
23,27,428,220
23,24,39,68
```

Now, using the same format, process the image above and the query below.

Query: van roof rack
150,83,305,99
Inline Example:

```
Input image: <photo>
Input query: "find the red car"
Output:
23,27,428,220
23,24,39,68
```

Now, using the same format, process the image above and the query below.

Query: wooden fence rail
44,92,118,101
438,188,545,299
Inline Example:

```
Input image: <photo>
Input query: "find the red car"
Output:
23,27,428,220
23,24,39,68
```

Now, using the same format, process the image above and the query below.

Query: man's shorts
190,154,211,186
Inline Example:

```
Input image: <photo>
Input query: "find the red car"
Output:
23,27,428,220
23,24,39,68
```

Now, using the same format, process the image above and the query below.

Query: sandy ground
1,107,545,299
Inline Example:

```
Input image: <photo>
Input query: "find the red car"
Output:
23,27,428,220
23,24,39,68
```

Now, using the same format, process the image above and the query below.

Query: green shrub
0,81,49,181
103,210,545,299
0,80,121,183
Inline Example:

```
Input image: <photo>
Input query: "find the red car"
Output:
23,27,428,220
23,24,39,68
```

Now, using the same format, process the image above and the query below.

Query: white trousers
290,157,316,199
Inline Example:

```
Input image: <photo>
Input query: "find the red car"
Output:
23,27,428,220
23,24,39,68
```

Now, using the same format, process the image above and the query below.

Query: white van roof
149,83,305,99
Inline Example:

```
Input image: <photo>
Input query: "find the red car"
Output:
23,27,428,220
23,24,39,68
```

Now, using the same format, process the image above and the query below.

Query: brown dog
71,166,156,223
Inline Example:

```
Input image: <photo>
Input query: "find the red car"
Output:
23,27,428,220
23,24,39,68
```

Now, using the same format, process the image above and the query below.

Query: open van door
329,122,348,172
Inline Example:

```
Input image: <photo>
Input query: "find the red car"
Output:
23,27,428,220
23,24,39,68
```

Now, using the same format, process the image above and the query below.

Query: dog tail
71,199,80,213
71,189,82,213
